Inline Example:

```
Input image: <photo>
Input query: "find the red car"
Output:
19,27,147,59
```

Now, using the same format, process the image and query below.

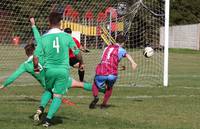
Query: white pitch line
0,94,200,99
4,84,200,90
183,87,200,90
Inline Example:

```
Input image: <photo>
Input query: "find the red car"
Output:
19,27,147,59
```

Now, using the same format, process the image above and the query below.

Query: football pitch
0,48,200,129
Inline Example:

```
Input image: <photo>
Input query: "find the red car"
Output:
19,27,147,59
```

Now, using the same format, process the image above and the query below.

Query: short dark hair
24,43,35,56
64,28,72,34
116,35,126,44
49,12,62,26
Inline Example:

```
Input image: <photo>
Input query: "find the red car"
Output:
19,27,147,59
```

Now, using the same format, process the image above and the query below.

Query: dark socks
78,70,84,82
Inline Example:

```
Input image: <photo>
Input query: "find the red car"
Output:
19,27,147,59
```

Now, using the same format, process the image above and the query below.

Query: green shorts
45,68,69,95
66,76,73,89
35,69,46,88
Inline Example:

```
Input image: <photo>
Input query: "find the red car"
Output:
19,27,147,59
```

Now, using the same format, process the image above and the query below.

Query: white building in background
160,24,200,50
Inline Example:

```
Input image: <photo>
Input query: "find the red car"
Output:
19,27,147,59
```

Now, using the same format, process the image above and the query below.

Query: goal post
164,0,170,87
0,0,169,87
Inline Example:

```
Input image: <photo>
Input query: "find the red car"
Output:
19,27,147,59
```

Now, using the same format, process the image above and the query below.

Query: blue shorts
94,75,117,89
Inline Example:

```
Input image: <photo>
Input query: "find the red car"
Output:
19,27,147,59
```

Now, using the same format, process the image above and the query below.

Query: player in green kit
32,12,83,127
0,44,94,92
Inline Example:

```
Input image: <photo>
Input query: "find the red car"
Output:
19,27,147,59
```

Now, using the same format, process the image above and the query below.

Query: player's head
64,28,72,35
24,43,35,57
116,35,126,46
48,12,62,27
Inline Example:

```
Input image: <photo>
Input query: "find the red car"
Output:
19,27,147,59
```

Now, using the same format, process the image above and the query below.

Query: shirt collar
25,55,33,63
45,28,63,35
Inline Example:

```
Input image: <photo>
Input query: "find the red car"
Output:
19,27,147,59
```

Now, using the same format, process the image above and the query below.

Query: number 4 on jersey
53,37,60,53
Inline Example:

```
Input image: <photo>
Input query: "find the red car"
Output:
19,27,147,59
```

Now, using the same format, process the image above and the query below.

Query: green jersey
3,56,45,88
35,28,79,69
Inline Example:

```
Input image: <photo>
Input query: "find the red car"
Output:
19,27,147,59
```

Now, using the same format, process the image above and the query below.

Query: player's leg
101,75,117,108
34,90,52,121
101,86,113,109
74,63,85,82
89,82,99,109
71,78,93,91
70,57,85,82
33,71,54,121
43,68,69,127
89,75,106,109
67,77,105,93
78,67,85,82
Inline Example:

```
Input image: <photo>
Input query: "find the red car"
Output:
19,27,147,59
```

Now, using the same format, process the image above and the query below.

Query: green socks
47,97,62,119
83,82,92,91
40,91,52,108
99,88,106,93
83,82,106,93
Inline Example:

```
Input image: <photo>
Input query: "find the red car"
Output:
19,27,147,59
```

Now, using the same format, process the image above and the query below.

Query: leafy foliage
170,0,200,25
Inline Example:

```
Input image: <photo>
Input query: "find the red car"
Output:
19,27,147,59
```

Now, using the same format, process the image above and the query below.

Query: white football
143,47,154,58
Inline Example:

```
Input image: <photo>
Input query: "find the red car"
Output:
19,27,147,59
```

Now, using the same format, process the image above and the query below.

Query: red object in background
97,12,106,23
12,36,20,45
62,98,77,107
105,7,118,19
71,10,79,21
97,12,106,35
85,10,93,21
64,4,73,17
110,22,117,32
96,26,102,36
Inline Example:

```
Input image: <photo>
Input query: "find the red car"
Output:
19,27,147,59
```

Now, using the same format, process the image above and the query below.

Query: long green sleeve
32,25,44,65
3,64,26,87
32,25,41,45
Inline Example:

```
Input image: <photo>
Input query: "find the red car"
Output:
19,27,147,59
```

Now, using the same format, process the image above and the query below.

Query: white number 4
53,37,60,53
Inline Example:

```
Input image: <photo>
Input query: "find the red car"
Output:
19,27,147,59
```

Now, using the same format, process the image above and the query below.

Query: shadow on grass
29,113,78,126
132,99,143,102
2,97,39,103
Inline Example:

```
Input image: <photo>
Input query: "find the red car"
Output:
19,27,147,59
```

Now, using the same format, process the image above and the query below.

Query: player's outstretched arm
1,64,26,89
126,54,137,71
30,17,41,45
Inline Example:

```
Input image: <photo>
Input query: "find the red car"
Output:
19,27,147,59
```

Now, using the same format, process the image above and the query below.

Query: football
143,47,154,58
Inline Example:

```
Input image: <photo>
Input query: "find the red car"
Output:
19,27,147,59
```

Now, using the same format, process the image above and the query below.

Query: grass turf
0,47,200,129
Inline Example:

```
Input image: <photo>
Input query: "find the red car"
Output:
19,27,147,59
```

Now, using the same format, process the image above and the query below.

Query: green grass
1,46,200,129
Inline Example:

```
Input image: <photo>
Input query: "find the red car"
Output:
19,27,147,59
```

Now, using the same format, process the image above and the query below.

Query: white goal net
0,0,166,87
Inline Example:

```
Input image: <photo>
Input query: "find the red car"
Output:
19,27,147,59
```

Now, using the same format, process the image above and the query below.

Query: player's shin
40,90,52,108
78,69,84,82
92,83,99,97
34,90,52,121
102,87,113,106
44,94,62,127
46,96,62,120
89,83,99,109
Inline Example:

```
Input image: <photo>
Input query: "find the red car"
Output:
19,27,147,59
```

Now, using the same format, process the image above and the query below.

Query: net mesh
0,0,165,87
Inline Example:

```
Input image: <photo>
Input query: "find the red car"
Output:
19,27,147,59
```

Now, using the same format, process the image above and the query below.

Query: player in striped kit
89,35,137,109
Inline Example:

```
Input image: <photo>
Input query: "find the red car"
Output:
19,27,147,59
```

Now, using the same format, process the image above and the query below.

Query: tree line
170,0,200,25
